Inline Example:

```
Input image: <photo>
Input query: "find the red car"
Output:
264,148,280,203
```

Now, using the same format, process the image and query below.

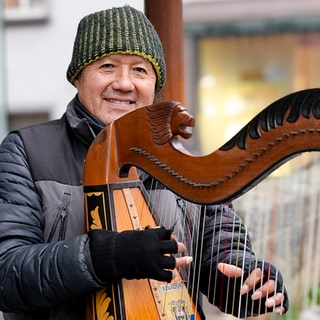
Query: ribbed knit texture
67,6,166,92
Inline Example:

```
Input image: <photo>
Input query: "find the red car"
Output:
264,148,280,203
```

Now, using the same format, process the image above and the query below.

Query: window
4,0,48,22
193,30,320,154
8,111,49,131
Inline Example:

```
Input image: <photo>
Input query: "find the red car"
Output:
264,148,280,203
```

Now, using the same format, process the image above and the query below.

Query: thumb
218,263,243,278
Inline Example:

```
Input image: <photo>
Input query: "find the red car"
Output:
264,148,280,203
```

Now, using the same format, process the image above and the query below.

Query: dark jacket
0,96,287,319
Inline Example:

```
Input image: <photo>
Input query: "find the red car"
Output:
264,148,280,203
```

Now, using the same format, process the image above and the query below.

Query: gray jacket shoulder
0,99,103,318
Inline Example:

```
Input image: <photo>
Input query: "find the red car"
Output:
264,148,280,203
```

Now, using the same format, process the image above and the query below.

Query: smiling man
0,5,288,320
74,54,157,124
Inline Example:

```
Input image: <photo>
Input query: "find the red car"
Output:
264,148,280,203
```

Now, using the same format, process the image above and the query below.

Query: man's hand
218,262,286,315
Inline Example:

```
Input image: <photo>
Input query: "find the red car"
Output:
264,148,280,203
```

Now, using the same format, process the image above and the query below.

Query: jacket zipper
47,192,71,242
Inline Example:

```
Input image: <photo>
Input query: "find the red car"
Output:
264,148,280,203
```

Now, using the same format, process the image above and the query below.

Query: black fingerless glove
202,258,289,318
244,259,289,316
89,227,178,283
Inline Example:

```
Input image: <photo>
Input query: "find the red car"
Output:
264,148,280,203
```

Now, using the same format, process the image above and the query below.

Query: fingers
167,256,192,282
160,237,193,279
160,240,178,254
241,269,286,313
250,278,275,299
241,270,278,299
164,235,193,267
177,241,186,254
267,291,283,306
240,268,263,295
218,263,243,278
252,280,285,312
172,241,192,268
158,253,192,282
265,292,286,313
175,256,193,268
170,234,187,254
162,246,192,270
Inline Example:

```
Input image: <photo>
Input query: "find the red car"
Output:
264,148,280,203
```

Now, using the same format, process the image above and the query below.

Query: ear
73,78,80,88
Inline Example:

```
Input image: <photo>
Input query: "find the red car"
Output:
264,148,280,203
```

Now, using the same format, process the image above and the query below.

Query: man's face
74,54,157,124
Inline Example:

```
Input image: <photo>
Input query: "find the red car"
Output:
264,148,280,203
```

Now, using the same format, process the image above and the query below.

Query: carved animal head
171,104,195,140
147,101,195,145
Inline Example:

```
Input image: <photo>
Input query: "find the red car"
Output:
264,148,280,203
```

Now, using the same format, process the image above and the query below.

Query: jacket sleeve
0,133,103,312
199,204,288,318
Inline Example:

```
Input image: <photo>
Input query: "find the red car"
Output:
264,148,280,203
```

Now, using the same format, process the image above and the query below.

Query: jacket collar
65,95,105,146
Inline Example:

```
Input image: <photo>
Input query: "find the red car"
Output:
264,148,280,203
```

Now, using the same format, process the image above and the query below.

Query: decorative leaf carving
95,289,114,320
90,206,102,230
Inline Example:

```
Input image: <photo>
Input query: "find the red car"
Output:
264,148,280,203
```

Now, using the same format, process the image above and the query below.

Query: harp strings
141,174,204,316
143,175,260,318
121,154,320,319
141,166,309,319
234,153,320,319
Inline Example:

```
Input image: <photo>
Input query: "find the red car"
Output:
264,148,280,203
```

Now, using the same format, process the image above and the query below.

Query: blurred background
1,0,320,319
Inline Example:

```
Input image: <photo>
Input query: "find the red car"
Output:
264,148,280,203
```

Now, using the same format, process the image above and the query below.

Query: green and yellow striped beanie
66,6,166,92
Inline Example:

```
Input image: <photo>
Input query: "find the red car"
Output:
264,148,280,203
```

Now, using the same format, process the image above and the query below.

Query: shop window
8,111,49,131
195,31,320,154
4,0,48,22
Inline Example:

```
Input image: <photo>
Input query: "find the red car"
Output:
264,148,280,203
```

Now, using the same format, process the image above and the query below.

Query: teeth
108,99,132,104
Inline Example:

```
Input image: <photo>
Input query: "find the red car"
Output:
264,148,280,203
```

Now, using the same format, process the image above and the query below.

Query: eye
101,63,114,70
134,67,147,74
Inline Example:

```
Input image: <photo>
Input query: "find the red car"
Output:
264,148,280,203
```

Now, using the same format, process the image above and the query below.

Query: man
0,5,288,319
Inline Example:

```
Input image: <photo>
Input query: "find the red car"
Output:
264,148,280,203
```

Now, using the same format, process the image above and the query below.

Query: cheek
146,92,156,105
78,80,102,103
139,83,156,104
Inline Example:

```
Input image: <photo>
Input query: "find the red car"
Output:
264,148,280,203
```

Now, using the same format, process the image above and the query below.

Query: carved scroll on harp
112,88,320,204
83,88,320,319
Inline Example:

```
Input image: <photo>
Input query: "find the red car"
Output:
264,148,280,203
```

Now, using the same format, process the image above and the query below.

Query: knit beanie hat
66,6,166,92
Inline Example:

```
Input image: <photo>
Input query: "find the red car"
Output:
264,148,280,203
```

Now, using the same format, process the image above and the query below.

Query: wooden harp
83,88,320,319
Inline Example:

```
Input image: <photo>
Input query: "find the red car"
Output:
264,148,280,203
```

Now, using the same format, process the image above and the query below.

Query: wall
4,0,143,123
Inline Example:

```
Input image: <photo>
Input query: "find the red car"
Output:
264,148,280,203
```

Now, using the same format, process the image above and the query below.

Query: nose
111,68,135,92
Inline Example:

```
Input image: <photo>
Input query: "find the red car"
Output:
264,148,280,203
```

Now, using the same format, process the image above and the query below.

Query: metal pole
0,5,8,141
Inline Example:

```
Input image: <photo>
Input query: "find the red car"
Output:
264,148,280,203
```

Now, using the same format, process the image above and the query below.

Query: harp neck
84,88,320,205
